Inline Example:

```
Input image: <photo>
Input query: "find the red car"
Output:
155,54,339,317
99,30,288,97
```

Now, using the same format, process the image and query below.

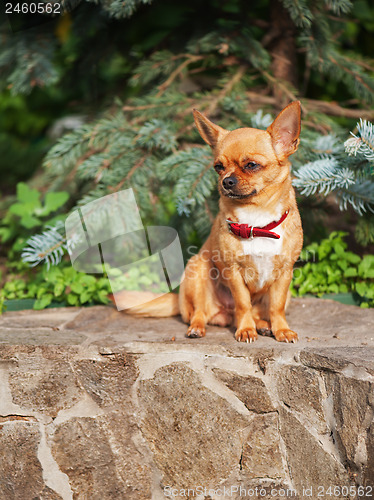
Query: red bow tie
226,211,289,239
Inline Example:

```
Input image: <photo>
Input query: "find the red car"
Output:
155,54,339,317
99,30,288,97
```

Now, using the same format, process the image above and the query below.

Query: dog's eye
214,164,224,173
243,161,261,171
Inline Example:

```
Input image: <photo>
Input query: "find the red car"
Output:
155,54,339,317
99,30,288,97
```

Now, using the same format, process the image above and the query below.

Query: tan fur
116,102,303,343
110,290,179,317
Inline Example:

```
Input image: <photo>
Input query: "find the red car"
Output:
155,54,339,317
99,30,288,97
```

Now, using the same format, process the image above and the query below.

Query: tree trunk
269,0,298,108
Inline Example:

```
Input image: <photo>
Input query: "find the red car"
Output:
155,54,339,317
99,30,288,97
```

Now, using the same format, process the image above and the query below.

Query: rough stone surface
0,298,373,499
240,413,286,480
0,421,55,500
73,353,138,408
324,372,373,469
99,411,153,499
1,297,372,347
0,328,87,345
213,368,275,413
277,365,327,433
300,347,374,376
37,486,64,499
138,363,249,490
8,348,83,418
279,408,351,496
52,417,126,499
365,421,374,488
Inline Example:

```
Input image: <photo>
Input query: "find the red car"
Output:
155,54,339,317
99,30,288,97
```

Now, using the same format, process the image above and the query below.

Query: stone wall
0,300,373,499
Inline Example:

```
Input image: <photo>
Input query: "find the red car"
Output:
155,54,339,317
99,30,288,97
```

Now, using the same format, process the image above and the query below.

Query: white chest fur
234,206,285,290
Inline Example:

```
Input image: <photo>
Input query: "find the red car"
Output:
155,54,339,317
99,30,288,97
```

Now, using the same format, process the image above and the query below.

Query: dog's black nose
222,176,238,190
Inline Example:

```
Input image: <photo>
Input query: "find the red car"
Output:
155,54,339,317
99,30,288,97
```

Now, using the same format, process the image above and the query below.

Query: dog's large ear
267,101,301,160
193,109,228,148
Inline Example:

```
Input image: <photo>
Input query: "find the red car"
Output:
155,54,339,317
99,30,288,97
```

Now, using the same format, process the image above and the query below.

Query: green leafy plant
2,0,373,269
0,182,70,271
0,182,69,240
0,253,170,312
291,231,374,307
1,0,374,313
107,258,170,295
0,264,112,310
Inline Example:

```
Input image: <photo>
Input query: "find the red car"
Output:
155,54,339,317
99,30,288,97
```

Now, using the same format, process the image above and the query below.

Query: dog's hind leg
179,250,222,338
208,310,233,327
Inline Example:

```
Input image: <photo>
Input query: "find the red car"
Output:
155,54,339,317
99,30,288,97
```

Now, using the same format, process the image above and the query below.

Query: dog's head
193,101,301,204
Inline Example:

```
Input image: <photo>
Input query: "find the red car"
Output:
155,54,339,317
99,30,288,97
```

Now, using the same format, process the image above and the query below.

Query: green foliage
21,223,68,269
107,258,169,294
1,0,373,103
1,0,374,309
293,119,374,215
291,232,374,307
0,183,70,273
0,90,55,189
89,0,153,19
17,108,374,268
345,119,374,163
355,215,374,247
0,255,170,312
0,183,69,243
0,90,49,136
0,264,112,310
0,296,5,315
9,183,68,228
0,30,58,95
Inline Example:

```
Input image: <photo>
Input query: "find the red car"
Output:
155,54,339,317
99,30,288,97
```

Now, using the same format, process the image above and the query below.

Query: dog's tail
109,291,180,317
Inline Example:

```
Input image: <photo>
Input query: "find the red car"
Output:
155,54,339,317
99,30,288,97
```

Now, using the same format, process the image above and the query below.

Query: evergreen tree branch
156,55,205,97
109,154,150,192
21,223,67,269
345,119,374,162
337,181,374,214
245,92,374,120
293,157,355,196
205,65,247,115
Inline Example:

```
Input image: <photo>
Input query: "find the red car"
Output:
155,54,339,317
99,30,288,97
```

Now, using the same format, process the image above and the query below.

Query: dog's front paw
274,329,298,343
235,328,258,343
186,325,206,338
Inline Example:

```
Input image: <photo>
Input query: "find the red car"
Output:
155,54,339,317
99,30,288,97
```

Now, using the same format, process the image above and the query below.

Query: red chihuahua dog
114,101,303,343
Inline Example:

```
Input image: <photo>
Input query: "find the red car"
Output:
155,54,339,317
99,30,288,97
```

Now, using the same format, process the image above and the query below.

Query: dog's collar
226,210,289,239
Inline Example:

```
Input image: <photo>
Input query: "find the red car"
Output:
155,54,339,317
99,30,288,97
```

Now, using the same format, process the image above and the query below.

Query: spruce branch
136,119,178,153
337,180,374,214
0,30,58,94
281,0,313,28
130,51,186,88
294,117,374,216
177,66,248,137
345,119,374,162
91,0,153,19
250,110,273,129
156,55,205,97
159,147,215,213
109,154,150,192
244,92,374,120
355,216,374,246
324,0,353,15
293,156,355,196
313,134,343,154
205,65,247,115
21,222,67,269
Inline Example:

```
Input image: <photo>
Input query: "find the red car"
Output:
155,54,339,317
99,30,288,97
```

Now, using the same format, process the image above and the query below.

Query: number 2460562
5,3,61,14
